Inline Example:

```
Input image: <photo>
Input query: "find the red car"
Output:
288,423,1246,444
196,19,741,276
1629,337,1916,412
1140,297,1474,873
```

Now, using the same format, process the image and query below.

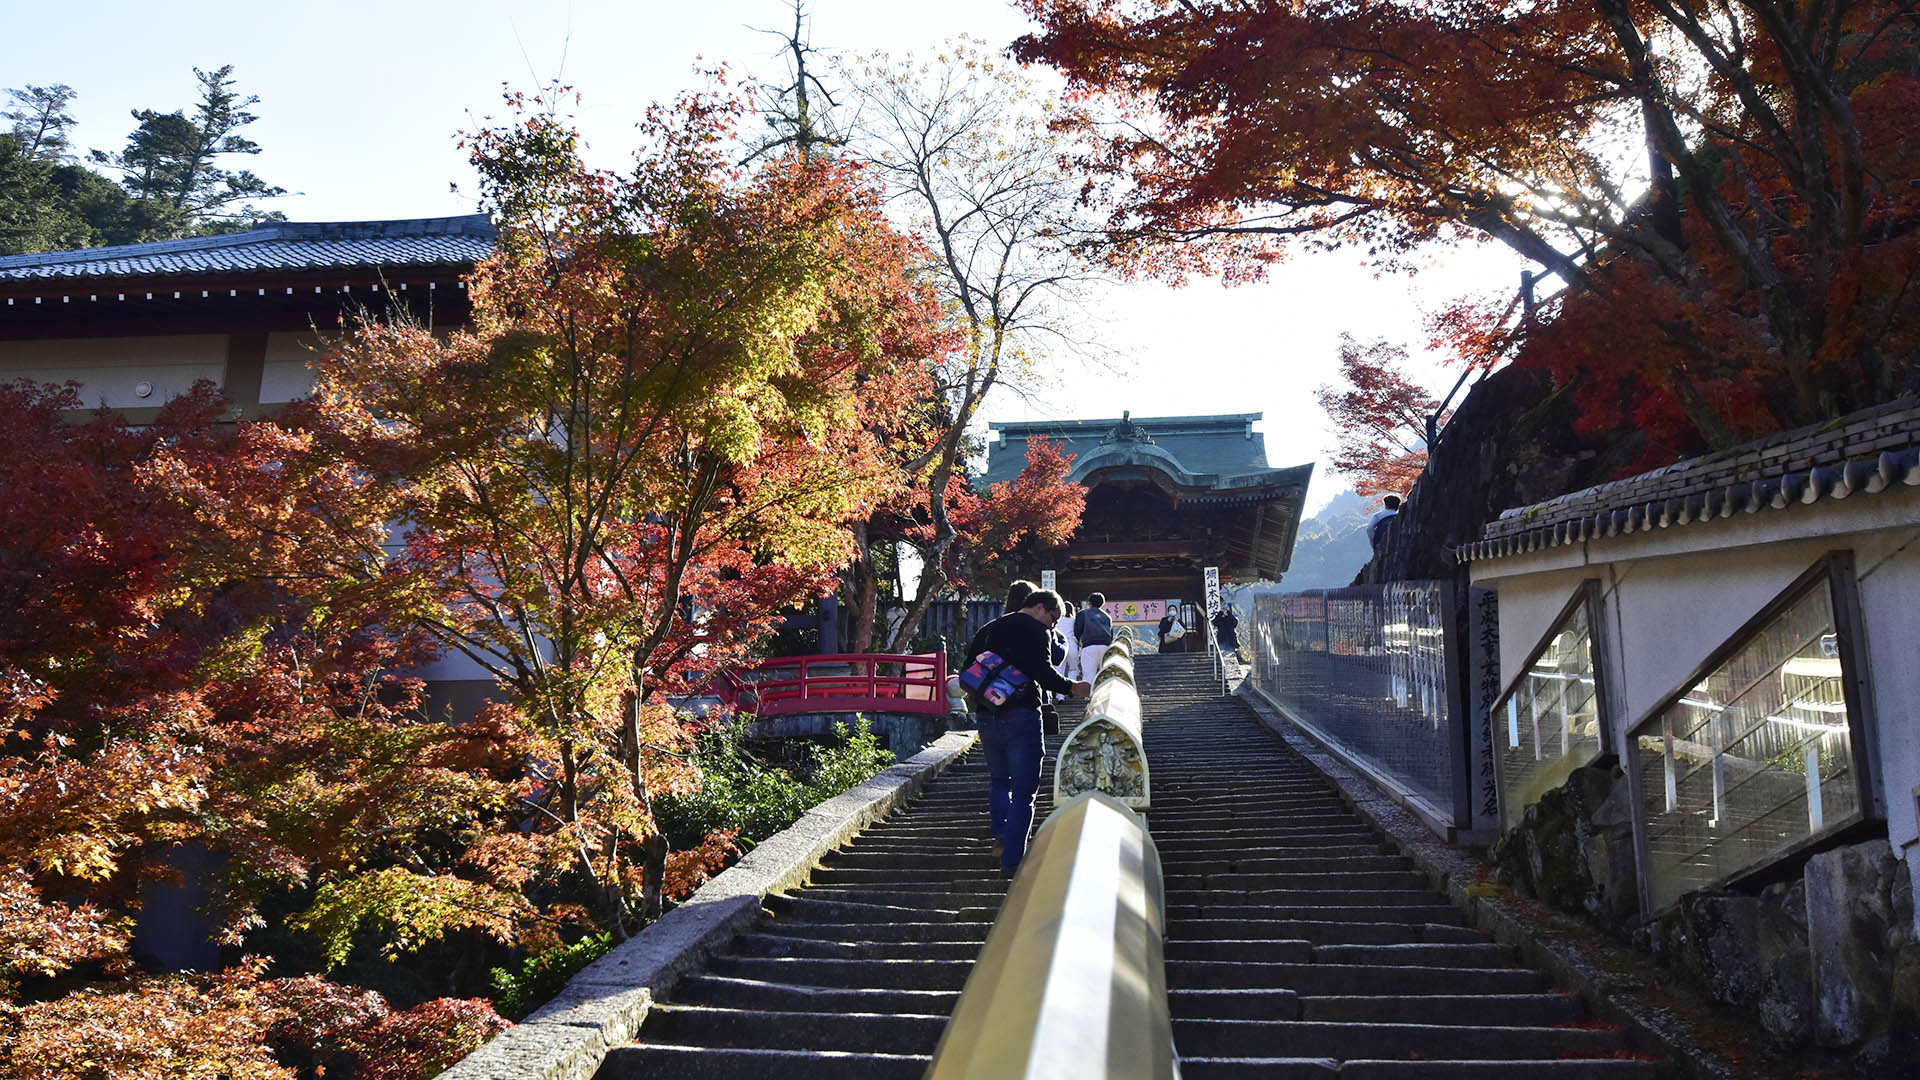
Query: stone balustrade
925,792,1175,1080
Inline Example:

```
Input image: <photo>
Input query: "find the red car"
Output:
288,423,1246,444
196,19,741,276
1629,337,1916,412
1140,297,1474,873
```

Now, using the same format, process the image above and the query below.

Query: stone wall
1492,766,1920,1074
1362,365,1645,586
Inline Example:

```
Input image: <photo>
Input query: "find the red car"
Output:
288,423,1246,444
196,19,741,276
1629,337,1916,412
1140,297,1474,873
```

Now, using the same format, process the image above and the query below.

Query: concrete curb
1236,686,1776,1080
436,729,979,1080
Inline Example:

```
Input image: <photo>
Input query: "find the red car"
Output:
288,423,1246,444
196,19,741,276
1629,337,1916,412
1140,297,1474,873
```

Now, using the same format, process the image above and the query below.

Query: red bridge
712,653,950,718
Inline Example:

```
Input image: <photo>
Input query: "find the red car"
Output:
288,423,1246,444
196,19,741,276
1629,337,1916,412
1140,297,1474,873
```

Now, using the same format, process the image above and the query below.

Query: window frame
1624,551,1882,917
1488,579,1615,832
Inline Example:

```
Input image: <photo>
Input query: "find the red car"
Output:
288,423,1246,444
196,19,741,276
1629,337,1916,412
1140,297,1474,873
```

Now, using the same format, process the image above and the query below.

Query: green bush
487,932,612,1021
654,718,894,852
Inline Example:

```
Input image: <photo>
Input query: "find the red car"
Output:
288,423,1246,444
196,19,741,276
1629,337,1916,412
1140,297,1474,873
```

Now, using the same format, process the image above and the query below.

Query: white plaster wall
1602,537,1845,728
260,332,322,404
1489,569,1597,692
1855,536,1920,924
0,335,227,408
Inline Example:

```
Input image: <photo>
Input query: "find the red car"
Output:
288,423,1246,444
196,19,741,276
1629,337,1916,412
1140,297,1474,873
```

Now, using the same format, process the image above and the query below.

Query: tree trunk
624,687,668,925
848,521,879,651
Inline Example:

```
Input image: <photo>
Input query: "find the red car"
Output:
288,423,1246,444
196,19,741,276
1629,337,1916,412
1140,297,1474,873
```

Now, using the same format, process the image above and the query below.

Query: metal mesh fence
1248,582,1458,819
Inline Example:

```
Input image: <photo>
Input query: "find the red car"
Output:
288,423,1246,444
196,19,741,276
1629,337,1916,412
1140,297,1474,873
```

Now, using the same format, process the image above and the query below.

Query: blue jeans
977,705,1043,871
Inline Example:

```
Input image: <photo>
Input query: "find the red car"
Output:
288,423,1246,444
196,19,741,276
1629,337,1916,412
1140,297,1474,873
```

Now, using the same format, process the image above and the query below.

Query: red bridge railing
715,653,949,718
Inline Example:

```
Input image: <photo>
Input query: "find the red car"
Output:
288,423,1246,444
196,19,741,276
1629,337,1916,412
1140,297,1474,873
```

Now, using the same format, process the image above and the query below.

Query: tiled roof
985,413,1299,489
0,215,496,283
1456,397,1920,564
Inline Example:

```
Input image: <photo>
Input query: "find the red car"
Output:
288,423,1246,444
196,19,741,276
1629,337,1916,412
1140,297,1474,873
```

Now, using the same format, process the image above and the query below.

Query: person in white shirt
1367,494,1402,548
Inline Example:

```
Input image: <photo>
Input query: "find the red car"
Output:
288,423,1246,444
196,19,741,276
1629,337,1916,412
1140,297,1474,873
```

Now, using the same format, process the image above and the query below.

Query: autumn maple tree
0,380,513,1076
948,435,1088,591
308,82,942,935
1015,0,1920,456
1315,335,1448,497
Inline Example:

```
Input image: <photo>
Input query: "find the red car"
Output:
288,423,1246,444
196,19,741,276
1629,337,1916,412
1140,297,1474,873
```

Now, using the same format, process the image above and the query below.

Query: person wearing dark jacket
967,589,1090,873
1211,607,1241,664
1073,592,1114,680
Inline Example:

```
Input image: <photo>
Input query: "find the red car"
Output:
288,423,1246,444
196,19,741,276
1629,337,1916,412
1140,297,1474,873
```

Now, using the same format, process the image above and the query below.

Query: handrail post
1056,632,1150,810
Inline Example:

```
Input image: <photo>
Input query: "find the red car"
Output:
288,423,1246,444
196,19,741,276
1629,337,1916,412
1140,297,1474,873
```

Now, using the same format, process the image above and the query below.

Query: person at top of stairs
966,589,1090,875
1073,592,1113,680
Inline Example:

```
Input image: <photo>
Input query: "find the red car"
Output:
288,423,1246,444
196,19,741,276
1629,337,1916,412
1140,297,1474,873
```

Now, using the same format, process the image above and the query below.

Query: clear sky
6,0,1527,513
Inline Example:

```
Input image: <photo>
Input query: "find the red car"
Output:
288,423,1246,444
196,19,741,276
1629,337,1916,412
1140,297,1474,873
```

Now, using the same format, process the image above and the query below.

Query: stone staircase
600,719,1069,1079
600,651,1667,1078
1136,650,1662,1077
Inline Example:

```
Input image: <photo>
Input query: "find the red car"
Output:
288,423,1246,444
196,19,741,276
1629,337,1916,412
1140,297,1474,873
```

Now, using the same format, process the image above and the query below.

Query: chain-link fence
1247,582,1465,827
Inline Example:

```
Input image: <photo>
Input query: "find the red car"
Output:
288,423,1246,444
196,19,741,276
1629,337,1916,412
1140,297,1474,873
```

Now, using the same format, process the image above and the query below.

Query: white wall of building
1473,486,1920,929
261,331,323,403
0,334,228,409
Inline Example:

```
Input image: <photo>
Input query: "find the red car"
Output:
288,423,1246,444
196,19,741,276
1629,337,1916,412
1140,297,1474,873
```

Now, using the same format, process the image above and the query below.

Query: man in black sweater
969,588,1091,874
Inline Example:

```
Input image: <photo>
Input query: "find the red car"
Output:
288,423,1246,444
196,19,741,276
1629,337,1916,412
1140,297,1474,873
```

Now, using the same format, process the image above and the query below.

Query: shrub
486,933,612,1021
654,719,893,853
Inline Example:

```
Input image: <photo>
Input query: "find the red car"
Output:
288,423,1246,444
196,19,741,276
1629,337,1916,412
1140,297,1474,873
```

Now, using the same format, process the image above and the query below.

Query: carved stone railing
925,792,1176,1080
1055,631,1150,810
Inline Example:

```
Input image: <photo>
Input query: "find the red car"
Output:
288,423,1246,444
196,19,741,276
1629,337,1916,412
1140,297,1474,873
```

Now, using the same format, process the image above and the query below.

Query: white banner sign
1204,567,1222,617
1110,599,1168,623
1040,570,1057,591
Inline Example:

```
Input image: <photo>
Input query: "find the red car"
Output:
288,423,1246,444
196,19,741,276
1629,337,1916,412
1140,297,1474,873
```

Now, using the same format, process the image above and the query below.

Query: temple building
984,412,1313,608
0,215,494,420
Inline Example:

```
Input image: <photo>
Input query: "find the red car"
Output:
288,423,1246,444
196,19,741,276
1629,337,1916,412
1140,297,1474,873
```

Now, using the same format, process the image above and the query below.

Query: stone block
522,984,651,1045
1756,881,1815,1045
1681,893,1768,1007
1806,839,1898,1047
564,894,762,999
433,1018,608,1080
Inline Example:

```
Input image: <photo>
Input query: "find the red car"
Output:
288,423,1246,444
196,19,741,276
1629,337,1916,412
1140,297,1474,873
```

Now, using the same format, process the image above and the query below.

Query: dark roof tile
1456,397,1920,564
0,215,496,283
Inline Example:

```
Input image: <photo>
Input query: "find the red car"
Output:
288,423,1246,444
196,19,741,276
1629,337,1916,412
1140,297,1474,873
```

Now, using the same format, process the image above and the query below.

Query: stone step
809,866,1028,886
764,894,965,924
669,974,960,1015
794,888,1005,911
1170,1018,1632,1060
1164,870,1432,893
754,920,992,944
1297,993,1589,1026
643,1004,948,1055
600,1044,927,1080
1165,889,1446,909
1170,987,1301,1020
1312,942,1517,967
709,955,976,991
820,853,1001,870
730,933,985,962
1170,920,1482,945
1166,938,1313,963
1142,831,1384,851
1167,903,1467,923
1165,960,1549,996
1157,854,1416,875
1152,813,1377,830
1175,1057,1665,1079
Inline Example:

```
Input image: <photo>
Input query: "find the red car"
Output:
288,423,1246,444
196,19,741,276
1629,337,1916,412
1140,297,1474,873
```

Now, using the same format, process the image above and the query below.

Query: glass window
1634,570,1861,912
1493,589,1605,832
